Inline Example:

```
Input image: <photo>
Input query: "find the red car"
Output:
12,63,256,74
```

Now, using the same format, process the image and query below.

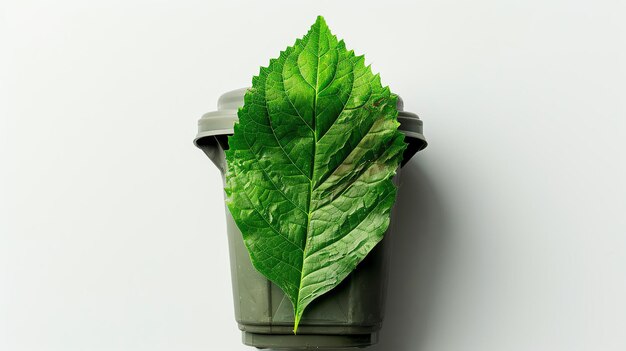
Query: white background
2,0,625,350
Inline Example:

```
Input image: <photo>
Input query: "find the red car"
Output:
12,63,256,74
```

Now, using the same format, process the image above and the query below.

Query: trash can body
195,88,427,349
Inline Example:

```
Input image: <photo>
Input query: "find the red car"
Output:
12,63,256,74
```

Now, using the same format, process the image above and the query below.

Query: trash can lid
194,88,427,149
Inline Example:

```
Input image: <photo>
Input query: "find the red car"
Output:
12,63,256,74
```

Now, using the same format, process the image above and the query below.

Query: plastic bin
194,88,427,349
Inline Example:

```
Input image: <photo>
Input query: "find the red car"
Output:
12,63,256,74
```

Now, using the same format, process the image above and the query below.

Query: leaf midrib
295,24,324,328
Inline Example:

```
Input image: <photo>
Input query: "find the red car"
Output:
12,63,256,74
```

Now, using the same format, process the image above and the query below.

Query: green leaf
224,15,406,333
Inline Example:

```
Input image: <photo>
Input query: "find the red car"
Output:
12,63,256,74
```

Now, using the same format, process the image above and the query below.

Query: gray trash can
194,88,427,349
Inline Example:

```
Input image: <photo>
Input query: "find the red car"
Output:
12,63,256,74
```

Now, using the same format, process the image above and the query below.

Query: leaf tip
312,15,330,33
